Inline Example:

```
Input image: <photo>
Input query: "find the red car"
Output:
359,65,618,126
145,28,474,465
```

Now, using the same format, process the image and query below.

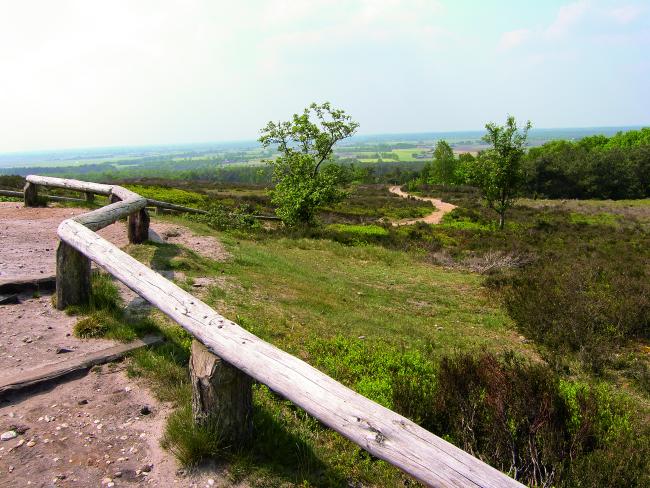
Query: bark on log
128,208,150,244
190,340,253,444
24,182,38,207
55,240,91,310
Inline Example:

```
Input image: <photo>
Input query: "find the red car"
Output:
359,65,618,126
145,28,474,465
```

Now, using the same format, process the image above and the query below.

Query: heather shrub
502,255,650,372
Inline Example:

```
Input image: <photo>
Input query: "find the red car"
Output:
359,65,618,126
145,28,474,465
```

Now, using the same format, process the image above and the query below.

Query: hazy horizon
2,1,649,153
0,124,645,158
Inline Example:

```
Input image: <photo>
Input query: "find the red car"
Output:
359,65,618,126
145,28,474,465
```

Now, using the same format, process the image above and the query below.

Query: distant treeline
523,128,650,199
411,128,650,200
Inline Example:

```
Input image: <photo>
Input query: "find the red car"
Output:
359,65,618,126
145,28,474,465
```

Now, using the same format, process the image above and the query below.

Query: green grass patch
124,184,207,207
69,273,157,342
325,223,389,241
569,212,620,226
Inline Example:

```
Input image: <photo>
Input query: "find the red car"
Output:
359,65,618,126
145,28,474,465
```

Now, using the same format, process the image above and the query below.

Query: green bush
502,255,650,372
394,351,646,487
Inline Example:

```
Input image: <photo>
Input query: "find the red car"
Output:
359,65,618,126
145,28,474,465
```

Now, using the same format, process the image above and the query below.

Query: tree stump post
189,340,253,444
24,182,38,207
85,192,95,203
128,208,149,244
56,241,91,310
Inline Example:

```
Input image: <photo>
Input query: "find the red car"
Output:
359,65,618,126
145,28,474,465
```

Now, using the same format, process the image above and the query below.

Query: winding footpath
388,185,457,225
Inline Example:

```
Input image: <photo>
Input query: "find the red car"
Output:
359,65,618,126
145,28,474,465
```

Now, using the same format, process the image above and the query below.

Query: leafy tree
259,102,359,225
431,140,457,184
470,116,531,229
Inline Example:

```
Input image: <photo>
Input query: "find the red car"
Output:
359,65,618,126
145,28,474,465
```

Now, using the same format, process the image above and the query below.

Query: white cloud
545,0,590,39
610,4,645,24
498,29,532,50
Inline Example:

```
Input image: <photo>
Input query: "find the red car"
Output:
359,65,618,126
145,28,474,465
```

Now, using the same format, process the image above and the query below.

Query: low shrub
502,255,650,372
393,351,646,487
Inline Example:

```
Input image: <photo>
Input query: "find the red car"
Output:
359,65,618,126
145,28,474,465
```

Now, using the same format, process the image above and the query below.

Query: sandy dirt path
388,185,457,225
0,203,234,487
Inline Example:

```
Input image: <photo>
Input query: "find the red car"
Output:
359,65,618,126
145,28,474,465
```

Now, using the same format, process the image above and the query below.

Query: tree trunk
56,241,91,310
128,208,149,244
499,213,505,230
189,340,253,445
24,182,39,207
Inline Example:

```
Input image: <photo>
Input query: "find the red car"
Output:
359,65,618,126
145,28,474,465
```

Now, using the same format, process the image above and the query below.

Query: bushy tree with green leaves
431,140,457,184
470,116,531,229
259,102,359,226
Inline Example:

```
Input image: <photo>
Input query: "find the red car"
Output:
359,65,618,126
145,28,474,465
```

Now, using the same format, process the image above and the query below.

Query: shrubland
56,176,650,487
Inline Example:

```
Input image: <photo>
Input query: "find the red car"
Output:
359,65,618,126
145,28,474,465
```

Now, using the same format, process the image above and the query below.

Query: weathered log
26,175,112,196
0,335,163,397
146,198,207,214
57,218,523,488
128,208,150,244
0,189,86,204
55,240,91,310
0,190,23,198
190,340,253,444
0,276,56,294
24,182,38,207
73,198,147,231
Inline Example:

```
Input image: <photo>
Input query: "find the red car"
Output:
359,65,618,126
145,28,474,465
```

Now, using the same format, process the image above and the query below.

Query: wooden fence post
24,182,38,207
190,340,253,444
128,208,149,244
56,241,91,310
85,192,95,203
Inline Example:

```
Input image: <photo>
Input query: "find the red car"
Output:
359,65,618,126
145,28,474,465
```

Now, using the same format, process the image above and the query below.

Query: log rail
20,175,523,488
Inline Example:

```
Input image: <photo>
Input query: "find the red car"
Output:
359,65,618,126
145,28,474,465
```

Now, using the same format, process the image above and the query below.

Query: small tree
431,140,457,184
259,102,359,226
471,116,531,229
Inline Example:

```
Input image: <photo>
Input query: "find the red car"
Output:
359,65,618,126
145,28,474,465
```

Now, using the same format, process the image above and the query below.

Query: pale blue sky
0,0,648,152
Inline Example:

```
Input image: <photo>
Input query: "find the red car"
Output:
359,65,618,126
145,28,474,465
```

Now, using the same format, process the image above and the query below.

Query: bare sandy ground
388,186,457,225
0,202,228,284
0,203,234,487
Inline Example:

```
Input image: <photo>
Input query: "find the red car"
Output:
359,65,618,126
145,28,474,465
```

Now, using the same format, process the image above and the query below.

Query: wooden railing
22,175,524,488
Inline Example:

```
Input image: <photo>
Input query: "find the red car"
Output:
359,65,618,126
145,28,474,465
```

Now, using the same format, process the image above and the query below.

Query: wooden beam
128,208,150,244
26,175,112,196
0,190,86,204
190,340,253,444
24,182,38,207
55,241,91,310
0,190,23,198
58,218,523,488
0,335,164,398
0,276,56,294
146,198,208,214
